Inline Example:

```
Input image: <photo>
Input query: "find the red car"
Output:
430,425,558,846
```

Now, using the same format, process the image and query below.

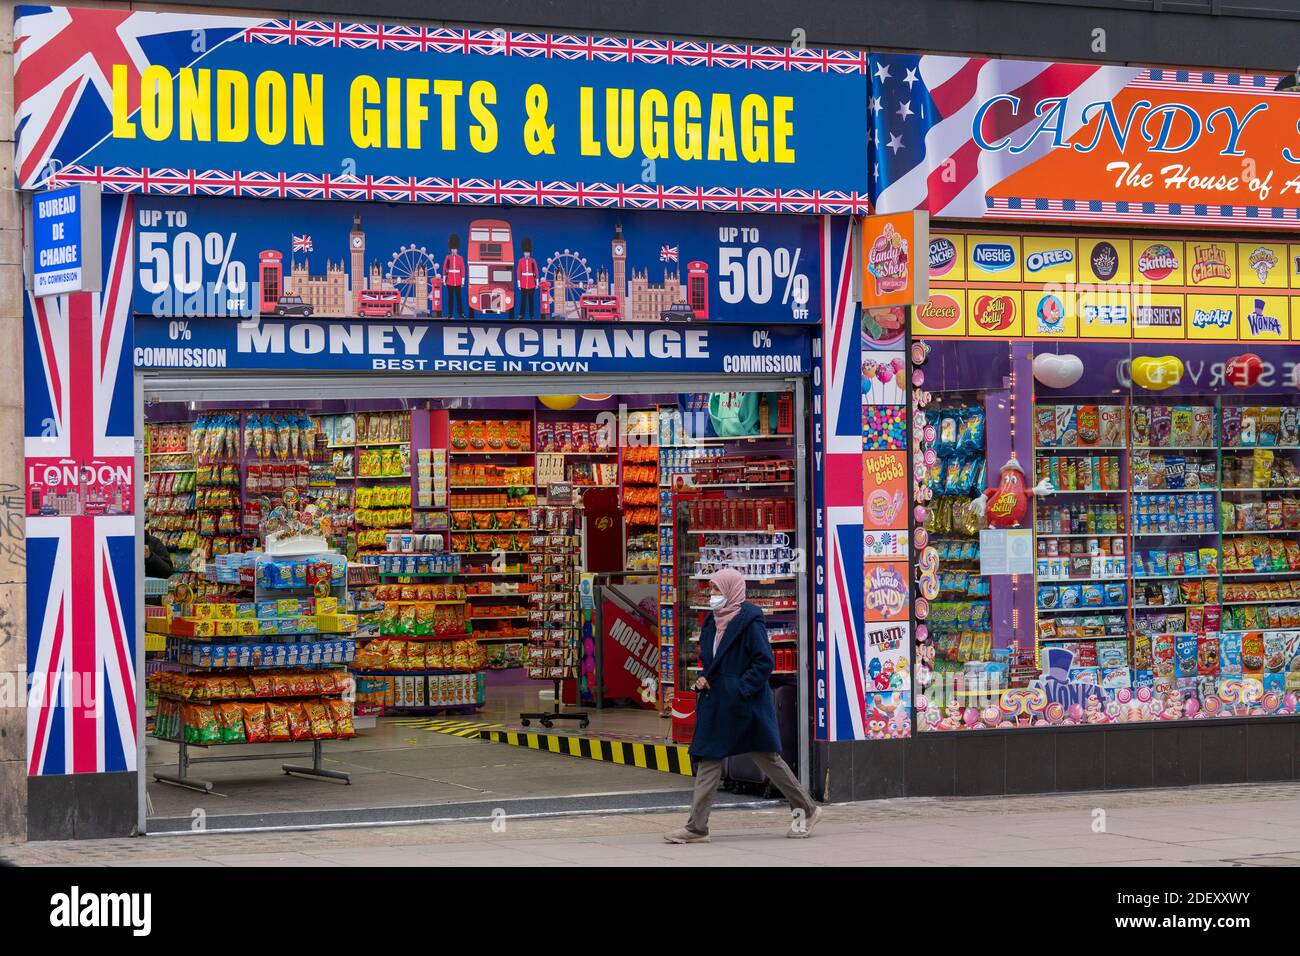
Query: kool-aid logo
972,243,1016,272
1035,294,1064,332
917,294,962,331
929,237,958,276
973,294,1016,331
1192,307,1233,329
1138,243,1179,281
1025,248,1073,273
1090,241,1120,281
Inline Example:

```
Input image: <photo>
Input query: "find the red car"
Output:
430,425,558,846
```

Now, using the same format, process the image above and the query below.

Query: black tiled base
812,718,1300,802
28,772,137,841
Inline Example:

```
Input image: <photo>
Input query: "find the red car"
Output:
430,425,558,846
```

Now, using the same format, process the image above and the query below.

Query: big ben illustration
612,223,626,320
349,215,365,316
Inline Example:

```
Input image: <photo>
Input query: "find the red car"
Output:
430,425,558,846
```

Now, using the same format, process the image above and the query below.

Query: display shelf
1048,489,1125,495
1035,606,1128,615
1223,445,1300,451
688,574,798,582
449,484,533,490
1132,530,1218,537
1222,528,1300,535
451,550,533,556
449,450,535,457
1133,574,1217,580
1035,445,1126,452
1222,570,1300,577
351,669,481,676
1133,603,1216,611
686,528,797,536
384,599,466,606
1223,597,1300,606
467,614,529,620
354,473,412,480
691,481,795,489
1130,488,1221,494
1035,532,1127,539
1133,445,1220,451
1221,487,1298,492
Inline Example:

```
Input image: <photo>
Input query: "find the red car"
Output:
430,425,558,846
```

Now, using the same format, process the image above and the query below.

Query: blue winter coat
689,602,782,760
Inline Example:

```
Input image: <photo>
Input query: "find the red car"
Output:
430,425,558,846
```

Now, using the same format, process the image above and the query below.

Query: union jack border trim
241,22,870,74
49,167,870,213
987,196,1300,227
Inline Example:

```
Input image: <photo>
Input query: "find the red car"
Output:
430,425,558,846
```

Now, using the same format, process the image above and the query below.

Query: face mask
709,594,726,610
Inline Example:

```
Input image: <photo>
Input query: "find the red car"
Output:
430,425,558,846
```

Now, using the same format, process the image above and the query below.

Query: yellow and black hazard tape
391,717,502,738
479,730,694,776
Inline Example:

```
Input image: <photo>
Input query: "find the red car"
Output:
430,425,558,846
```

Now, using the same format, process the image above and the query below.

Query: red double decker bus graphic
468,219,514,314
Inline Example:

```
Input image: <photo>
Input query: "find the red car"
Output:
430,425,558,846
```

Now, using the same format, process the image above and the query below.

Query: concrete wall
0,0,26,845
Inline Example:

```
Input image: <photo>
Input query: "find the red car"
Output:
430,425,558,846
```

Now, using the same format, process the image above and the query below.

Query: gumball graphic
911,341,931,365
913,597,929,620
913,505,928,524
962,707,980,728
913,528,929,550
1184,698,1201,719
1067,703,1084,723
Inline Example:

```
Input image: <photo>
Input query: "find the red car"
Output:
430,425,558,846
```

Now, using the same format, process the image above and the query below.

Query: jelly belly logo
1247,247,1279,284
972,294,1016,331
1192,306,1233,329
1137,244,1179,281
1025,248,1073,273
916,294,962,331
1035,294,1065,333
1135,304,1183,328
865,564,908,620
867,223,910,296
929,237,958,276
972,243,1016,273
1246,298,1282,337
1089,241,1120,281
1190,244,1232,284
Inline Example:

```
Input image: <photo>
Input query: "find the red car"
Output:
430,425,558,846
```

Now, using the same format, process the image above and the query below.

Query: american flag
659,245,679,263
868,53,1140,217
292,234,313,252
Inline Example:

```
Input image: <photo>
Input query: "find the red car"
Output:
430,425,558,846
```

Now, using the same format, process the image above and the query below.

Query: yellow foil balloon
1132,355,1184,391
539,395,579,410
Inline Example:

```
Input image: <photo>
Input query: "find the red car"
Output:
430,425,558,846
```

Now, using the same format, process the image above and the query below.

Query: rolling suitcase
720,681,799,797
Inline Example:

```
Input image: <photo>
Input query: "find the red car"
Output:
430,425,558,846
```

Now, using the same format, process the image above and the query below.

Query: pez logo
928,237,958,276
971,242,1016,273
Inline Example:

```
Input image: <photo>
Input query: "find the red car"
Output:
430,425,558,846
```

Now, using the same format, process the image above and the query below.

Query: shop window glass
914,338,1300,730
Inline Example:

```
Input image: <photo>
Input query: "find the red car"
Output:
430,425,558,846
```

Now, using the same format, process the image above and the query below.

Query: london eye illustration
385,245,439,314
543,249,592,320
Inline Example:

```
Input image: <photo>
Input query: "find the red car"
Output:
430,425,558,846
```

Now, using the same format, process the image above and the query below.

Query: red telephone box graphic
687,261,709,320
259,251,284,314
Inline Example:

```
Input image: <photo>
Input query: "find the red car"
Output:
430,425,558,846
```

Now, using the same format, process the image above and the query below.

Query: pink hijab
709,567,748,653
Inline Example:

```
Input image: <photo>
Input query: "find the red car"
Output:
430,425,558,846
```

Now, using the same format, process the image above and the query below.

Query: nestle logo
1135,305,1183,327
972,243,1016,271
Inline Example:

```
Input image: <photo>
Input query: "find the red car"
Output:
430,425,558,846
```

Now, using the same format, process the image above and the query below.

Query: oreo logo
1025,248,1073,273
929,237,958,276
972,242,1016,272
1090,241,1120,281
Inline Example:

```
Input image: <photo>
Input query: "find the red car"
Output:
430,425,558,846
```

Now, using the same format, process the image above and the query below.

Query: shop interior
916,339,1300,730
134,386,805,825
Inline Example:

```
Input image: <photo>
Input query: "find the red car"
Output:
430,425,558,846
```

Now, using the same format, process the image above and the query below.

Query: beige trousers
686,753,816,835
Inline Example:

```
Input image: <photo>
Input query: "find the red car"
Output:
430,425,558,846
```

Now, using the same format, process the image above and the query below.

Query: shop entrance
134,372,811,833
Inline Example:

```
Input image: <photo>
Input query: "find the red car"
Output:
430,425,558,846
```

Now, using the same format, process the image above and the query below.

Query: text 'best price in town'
110,66,797,163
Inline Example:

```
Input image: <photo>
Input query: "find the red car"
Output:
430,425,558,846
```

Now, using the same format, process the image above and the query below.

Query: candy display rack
150,547,357,792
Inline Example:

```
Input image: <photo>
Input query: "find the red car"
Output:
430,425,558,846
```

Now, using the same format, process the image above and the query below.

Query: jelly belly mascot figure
442,233,466,319
515,237,538,320
969,454,1052,528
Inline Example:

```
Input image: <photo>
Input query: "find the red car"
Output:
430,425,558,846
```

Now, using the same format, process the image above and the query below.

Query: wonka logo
50,886,152,936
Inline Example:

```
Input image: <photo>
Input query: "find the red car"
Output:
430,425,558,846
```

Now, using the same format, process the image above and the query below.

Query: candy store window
914,340,1300,731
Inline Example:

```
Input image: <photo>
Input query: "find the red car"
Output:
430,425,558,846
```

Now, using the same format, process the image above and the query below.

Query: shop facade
837,52,1300,798
12,4,870,839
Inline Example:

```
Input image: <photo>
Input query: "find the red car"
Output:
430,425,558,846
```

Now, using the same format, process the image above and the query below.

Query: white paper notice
980,528,1034,576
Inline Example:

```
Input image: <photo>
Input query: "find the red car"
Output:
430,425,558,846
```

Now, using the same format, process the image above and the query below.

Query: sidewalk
4,782,1299,866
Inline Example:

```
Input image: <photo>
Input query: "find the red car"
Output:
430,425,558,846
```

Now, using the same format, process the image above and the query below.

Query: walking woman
665,567,822,843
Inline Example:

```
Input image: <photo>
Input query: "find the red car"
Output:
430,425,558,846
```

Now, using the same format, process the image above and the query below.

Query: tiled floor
11,781,1299,867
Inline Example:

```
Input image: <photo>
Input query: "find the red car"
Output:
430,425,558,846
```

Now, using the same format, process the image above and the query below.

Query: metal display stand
152,547,354,791
520,679,589,729
154,735,350,793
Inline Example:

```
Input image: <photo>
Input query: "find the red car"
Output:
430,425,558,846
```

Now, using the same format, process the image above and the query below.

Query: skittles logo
1035,294,1064,333
916,293,962,331
928,237,958,276
1138,243,1179,281
972,294,1016,331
